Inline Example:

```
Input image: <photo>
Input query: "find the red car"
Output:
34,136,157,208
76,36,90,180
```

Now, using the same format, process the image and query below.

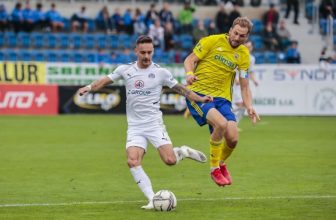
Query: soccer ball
152,190,177,211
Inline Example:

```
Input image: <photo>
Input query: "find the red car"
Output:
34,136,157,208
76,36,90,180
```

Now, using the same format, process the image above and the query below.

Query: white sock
173,147,184,163
130,166,154,201
235,108,245,124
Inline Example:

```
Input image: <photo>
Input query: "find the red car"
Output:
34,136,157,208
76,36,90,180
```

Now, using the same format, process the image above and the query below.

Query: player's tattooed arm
172,84,213,103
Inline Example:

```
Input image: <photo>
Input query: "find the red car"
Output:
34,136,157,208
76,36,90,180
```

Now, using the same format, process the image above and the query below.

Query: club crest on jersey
234,53,239,60
148,73,155,78
134,80,144,89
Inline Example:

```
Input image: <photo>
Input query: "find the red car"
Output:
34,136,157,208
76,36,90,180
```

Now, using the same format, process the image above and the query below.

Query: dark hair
136,35,153,45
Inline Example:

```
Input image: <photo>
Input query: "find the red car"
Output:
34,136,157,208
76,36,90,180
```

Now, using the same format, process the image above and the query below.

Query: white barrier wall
251,65,336,116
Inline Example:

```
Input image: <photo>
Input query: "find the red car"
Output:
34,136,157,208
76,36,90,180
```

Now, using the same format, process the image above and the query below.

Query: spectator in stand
22,3,35,32
133,8,147,35
112,8,124,33
96,6,114,34
262,3,279,30
145,3,159,27
71,6,89,33
319,0,336,19
0,4,9,32
284,0,299,25
228,2,241,26
192,20,208,43
263,22,280,51
164,21,175,51
45,3,64,32
159,2,174,27
123,8,134,35
277,19,291,50
215,3,230,33
207,20,218,35
286,40,301,63
11,2,24,33
178,1,195,34
148,18,164,50
33,3,47,31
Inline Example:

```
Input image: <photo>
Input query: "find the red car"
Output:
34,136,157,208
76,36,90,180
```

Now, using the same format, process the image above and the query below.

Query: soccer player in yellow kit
184,17,260,187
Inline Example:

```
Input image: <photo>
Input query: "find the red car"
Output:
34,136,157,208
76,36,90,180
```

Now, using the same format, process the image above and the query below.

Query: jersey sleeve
162,69,178,88
238,48,251,79
193,35,215,59
107,65,124,81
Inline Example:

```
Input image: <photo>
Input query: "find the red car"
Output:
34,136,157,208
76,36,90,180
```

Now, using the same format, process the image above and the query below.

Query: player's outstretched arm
78,76,113,96
240,77,260,124
172,84,213,103
184,53,199,85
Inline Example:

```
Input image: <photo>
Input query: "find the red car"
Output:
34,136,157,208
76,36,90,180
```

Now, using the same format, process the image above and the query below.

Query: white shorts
232,84,243,104
126,122,172,152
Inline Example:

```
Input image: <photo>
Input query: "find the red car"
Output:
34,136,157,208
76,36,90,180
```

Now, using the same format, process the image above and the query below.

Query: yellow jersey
189,34,250,101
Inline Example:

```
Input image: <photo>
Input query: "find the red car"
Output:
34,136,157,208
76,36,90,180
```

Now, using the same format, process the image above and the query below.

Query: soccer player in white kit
78,35,213,209
232,41,259,125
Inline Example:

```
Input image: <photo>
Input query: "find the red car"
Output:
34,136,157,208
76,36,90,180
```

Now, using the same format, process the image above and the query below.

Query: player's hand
186,74,198,85
247,106,260,125
199,95,213,103
78,86,91,96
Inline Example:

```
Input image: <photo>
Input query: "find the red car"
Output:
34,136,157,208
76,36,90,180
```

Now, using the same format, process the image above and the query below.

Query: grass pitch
0,115,335,220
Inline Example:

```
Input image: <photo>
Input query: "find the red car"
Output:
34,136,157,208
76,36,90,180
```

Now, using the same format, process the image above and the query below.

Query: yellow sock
220,141,234,163
210,139,223,168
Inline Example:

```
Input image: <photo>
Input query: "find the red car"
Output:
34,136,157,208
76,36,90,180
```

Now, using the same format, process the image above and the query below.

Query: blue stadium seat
251,19,263,34
7,50,18,61
18,33,31,48
84,34,95,49
32,33,44,48
87,19,96,32
18,50,30,61
71,34,84,49
6,32,18,48
179,34,193,50
264,51,277,64
72,52,84,63
118,34,132,49
97,34,109,49
250,35,263,50
58,34,70,48
46,51,58,62
33,50,45,62
85,52,97,63
203,18,212,28
0,51,4,60
254,52,265,64
108,34,118,49
45,34,57,48
0,34,4,47
59,51,72,62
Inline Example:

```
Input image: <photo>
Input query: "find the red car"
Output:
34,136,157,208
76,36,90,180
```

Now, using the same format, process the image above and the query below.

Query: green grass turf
0,115,335,220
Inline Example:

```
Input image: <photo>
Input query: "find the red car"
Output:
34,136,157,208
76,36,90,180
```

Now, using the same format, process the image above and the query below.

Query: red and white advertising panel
0,84,58,115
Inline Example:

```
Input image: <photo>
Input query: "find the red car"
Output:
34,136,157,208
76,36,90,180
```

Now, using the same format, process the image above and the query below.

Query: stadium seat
32,33,44,48
59,51,72,62
179,34,193,50
72,52,84,63
20,50,33,61
7,50,18,61
85,52,97,63
71,34,84,49
108,34,118,49
0,51,4,60
97,34,109,49
251,19,263,34
46,51,58,62
33,50,45,62
59,34,70,49
254,52,265,64
18,33,31,48
44,34,56,48
264,51,278,64
250,35,263,50
84,34,95,49
118,34,132,49
87,19,96,32
6,32,18,48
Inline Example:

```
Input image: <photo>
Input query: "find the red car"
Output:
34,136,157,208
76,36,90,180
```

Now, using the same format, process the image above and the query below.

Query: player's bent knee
127,158,141,168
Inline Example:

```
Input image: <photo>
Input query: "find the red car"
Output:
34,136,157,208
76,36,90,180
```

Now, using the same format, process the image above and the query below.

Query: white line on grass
0,195,335,208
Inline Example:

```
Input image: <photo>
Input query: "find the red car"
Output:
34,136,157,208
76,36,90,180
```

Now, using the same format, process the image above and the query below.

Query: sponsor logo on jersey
134,80,144,89
214,54,237,69
148,73,155,78
128,90,151,96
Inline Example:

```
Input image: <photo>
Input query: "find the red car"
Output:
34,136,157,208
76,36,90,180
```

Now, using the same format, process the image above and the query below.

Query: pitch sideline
0,195,335,208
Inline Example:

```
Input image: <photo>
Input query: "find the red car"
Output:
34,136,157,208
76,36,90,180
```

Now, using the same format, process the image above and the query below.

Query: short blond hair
232,17,253,34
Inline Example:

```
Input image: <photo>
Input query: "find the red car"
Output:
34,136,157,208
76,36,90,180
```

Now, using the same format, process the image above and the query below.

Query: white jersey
107,62,178,127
